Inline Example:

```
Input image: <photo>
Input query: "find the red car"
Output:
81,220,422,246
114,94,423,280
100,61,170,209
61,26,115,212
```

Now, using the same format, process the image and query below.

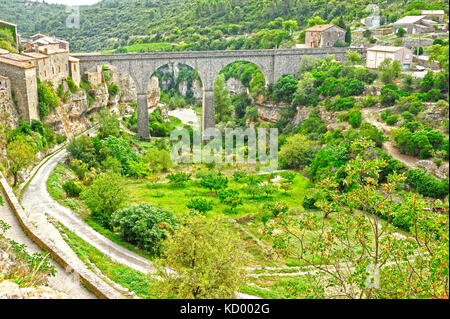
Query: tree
396,28,406,37
112,203,177,255
6,139,35,186
143,149,173,173
214,74,233,123
346,50,361,64
272,75,298,103
266,138,449,298
307,16,326,27
67,135,97,167
97,108,120,139
293,72,319,107
186,198,213,214
279,134,317,169
156,215,248,299
81,171,127,228
199,175,228,194
282,20,298,35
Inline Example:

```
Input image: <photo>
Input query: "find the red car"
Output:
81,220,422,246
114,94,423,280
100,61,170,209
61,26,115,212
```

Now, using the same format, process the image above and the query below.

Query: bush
407,169,449,198
348,109,362,128
67,135,97,167
111,203,178,255
62,180,82,197
186,198,213,214
279,134,317,169
107,83,119,96
66,77,78,93
167,172,191,187
386,115,399,126
326,96,355,111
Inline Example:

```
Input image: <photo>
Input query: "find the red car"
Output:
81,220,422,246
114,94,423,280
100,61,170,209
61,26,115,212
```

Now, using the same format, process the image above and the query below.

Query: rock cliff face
256,102,286,123
226,78,247,95
44,66,137,140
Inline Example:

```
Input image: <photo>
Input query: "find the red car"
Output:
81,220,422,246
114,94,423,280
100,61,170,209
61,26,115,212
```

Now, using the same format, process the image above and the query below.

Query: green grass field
125,172,311,218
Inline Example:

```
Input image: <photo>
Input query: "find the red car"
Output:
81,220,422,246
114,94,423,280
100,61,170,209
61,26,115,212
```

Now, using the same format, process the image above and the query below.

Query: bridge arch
73,48,357,141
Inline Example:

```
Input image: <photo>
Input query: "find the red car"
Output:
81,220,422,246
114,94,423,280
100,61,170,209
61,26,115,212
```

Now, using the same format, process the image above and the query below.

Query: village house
0,25,80,122
304,25,346,48
0,48,39,121
366,46,413,69
21,34,77,87
393,16,437,34
421,10,445,23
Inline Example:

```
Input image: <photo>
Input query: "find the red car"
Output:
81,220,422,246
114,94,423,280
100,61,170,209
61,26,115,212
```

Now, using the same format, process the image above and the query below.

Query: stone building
0,49,39,121
68,56,81,86
421,10,445,23
23,34,69,53
366,46,413,69
22,35,73,88
393,16,437,34
304,25,346,48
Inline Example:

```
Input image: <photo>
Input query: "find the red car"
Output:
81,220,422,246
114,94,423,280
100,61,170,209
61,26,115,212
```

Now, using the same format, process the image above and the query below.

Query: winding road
21,146,154,275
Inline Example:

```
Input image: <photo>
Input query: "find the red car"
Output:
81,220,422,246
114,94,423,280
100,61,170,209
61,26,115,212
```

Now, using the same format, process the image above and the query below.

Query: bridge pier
202,89,215,142
137,92,151,141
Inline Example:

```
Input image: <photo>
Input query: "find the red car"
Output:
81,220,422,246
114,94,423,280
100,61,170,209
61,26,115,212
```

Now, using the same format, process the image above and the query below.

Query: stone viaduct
72,47,361,141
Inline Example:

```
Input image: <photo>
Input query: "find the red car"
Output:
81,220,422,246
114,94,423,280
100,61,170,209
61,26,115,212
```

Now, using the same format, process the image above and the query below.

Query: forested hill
0,0,447,52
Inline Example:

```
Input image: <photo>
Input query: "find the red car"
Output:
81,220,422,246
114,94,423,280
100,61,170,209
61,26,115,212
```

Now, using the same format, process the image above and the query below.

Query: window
405,54,410,59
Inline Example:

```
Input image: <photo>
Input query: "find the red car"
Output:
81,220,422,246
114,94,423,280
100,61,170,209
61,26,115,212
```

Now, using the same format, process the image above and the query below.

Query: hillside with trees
0,0,447,52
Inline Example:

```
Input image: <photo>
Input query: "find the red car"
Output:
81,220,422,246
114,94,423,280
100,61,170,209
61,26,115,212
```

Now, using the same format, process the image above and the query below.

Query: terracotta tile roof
305,24,344,32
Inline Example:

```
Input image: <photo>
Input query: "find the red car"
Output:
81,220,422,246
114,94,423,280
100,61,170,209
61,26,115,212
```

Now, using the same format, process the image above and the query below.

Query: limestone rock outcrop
0,280,71,299
416,160,449,179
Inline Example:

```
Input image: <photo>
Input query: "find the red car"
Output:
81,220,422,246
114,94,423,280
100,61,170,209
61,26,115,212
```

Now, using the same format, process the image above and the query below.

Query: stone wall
0,62,39,121
0,171,124,299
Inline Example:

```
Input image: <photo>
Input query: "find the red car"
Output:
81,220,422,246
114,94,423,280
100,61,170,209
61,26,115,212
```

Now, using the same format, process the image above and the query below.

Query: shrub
167,172,191,187
107,83,119,96
279,134,317,169
67,135,97,167
401,111,415,122
111,203,178,255
348,109,362,128
386,115,399,126
62,180,82,197
66,77,78,93
407,169,449,198
186,198,213,214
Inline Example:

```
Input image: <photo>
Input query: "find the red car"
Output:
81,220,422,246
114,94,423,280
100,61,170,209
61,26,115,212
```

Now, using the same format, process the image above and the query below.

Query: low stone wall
0,171,124,299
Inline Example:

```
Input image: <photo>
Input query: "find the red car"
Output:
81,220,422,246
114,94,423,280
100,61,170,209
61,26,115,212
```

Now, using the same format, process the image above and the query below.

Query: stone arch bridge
72,47,359,141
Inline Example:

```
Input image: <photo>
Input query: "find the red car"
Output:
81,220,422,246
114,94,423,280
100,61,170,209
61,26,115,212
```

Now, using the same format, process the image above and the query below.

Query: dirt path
361,107,420,169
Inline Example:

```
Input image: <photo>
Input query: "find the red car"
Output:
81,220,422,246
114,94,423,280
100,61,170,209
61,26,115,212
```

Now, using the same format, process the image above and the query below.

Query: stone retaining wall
0,171,124,299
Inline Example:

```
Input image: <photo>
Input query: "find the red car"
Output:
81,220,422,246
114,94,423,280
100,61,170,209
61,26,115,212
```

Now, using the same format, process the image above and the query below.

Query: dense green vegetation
0,0,446,52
